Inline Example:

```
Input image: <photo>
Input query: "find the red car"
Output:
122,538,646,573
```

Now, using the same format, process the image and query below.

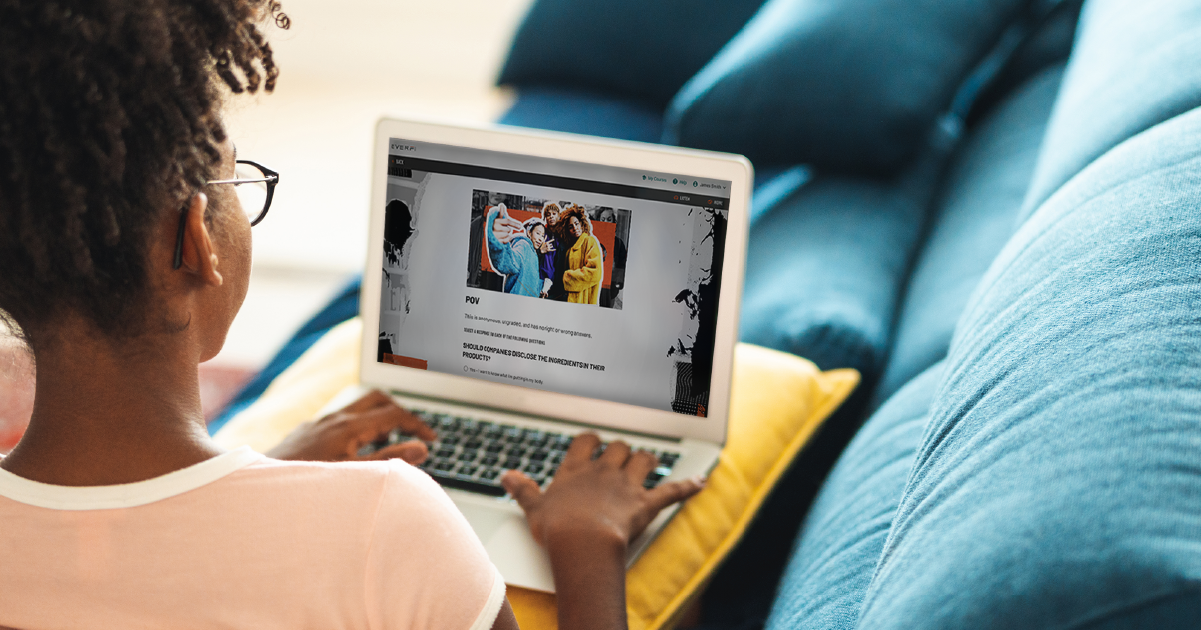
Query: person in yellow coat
560,205,605,305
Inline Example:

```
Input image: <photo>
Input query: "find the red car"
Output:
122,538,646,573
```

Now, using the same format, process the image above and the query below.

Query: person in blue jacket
485,204,543,297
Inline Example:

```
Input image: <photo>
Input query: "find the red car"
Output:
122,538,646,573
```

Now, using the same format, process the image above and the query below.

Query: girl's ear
178,193,223,287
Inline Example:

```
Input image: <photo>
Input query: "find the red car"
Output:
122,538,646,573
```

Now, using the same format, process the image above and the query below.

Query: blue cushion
664,0,1028,173
964,0,1082,127
873,65,1064,407
857,107,1201,628
738,148,940,377
766,362,945,630
497,0,766,108
1019,0,1201,222
498,88,665,143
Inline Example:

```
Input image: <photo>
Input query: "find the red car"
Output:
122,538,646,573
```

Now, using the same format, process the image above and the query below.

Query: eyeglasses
172,160,279,270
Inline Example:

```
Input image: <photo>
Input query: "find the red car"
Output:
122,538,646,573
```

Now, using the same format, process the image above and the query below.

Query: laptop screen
377,138,731,418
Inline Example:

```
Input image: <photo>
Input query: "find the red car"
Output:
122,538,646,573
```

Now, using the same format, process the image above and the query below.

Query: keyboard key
659,452,679,466
502,457,522,470
426,469,505,497
459,450,480,463
481,456,499,467
528,449,549,462
484,442,503,453
459,464,478,477
463,438,483,450
433,460,455,472
643,471,664,488
523,463,545,475
479,469,500,481
435,447,455,459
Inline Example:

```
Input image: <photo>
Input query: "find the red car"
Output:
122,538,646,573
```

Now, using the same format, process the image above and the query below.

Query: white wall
224,0,533,273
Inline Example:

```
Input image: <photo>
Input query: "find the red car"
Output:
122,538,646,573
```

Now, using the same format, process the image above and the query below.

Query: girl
540,202,569,302
485,204,543,297
559,205,606,306
0,2,701,628
523,218,556,298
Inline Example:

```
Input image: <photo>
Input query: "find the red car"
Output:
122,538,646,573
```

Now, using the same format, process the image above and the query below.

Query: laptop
325,117,751,592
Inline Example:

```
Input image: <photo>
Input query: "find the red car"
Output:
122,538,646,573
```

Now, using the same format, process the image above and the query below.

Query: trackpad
485,516,555,592
456,502,511,543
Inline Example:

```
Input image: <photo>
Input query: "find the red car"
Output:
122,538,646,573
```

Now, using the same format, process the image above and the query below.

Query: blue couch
213,0,1201,626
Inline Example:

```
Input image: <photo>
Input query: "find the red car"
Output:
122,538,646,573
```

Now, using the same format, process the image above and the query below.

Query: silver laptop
329,117,751,592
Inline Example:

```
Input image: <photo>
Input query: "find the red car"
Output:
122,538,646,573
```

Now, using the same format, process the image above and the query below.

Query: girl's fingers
624,449,659,483
368,441,428,465
563,432,601,465
501,470,542,511
355,404,437,442
645,477,705,513
340,389,392,413
598,440,631,466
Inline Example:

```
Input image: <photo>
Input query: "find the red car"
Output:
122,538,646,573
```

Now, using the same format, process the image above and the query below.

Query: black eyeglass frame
172,160,279,270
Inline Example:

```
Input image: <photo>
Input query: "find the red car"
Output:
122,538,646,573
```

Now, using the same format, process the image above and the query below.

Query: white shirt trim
468,568,508,630
0,446,263,510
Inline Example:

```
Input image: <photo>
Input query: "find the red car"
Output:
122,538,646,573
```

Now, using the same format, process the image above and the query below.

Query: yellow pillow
214,318,858,630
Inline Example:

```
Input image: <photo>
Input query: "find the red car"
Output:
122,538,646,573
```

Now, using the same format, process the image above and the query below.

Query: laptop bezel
359,117,750,446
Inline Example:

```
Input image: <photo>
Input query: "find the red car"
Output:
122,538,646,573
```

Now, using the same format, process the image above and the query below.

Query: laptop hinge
386,389,684,443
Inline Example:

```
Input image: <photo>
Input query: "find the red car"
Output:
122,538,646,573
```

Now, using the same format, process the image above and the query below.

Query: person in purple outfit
523,218,555,298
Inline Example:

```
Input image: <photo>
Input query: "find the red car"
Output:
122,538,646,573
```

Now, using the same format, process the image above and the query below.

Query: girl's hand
500,433,704,549
501,433,703,630
267,390,437,464
490,205,525,244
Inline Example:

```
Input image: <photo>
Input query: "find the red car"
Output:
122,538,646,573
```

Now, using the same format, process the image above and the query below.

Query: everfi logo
390,142,417,152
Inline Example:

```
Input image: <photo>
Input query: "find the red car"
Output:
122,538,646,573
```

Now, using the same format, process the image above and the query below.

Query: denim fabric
873,65,1064,408
497,88,665,143
764,362,944,630
857,107,1201,629
664,0,1026,174
739,147,944,378
1019,0,1201,222
497,0,766,107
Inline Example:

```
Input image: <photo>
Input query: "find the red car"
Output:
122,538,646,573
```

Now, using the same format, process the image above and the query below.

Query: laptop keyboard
361,410,681,498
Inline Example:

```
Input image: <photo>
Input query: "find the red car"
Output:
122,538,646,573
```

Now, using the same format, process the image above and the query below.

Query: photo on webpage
466,189,631,310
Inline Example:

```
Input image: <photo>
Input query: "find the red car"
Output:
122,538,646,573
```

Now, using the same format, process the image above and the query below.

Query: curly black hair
0,0,288,342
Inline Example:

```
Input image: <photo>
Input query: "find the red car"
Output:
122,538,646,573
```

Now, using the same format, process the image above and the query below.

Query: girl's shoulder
241,458,449,509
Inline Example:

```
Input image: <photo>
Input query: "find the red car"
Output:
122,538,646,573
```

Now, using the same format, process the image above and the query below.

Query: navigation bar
389,155,729,210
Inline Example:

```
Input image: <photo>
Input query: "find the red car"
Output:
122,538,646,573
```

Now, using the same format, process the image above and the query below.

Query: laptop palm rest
455,500,555,592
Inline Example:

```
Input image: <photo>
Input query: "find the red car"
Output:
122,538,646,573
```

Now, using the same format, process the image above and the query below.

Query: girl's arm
562,236,605,291
502,433,704,630
485,207,523,276
490,600,521,630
